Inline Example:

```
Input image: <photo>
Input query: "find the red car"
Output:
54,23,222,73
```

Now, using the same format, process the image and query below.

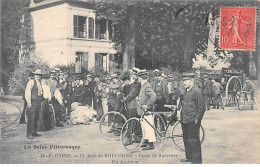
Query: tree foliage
94,0,259,74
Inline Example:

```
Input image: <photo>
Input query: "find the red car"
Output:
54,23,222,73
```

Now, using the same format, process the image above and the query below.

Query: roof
29,0,94,11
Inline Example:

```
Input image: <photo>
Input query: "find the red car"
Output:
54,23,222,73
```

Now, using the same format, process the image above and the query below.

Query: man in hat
47,70,59,96
241,77,255,109
83,74,95,107
25,69,44,139
120,71,131,97
72,75,84,103
20,71,34,124
150,70,168,111
136,70,157,150
123,68,141,119
180,72,205,164
212,78,223,109
107,84,126,135
202,75,212,110
39,73,52,130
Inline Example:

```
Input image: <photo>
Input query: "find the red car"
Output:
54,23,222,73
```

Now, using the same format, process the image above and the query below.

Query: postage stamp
220,7,256,51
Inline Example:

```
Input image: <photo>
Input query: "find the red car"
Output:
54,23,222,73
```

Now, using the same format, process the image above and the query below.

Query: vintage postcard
0,0,259,164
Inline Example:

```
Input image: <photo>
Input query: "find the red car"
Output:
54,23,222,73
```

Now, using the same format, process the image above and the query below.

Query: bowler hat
33,69,43,75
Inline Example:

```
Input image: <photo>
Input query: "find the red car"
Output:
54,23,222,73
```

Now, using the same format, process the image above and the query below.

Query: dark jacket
114,92,126,115
107,90,117,107
84,80,95,98
181,85,205,124
202,79,212,95
137,81,157,116
125,80,141,110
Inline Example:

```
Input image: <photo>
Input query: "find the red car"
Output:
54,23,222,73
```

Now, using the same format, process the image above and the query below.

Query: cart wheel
99,111,127,141
120,118,144,152
171,121,205,152
226,76,242,106
154,114,166,142
49,104,56,128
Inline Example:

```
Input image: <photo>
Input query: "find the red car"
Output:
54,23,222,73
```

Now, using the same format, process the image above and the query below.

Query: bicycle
99,99,128,141
24,103,56,128
120,104,205,152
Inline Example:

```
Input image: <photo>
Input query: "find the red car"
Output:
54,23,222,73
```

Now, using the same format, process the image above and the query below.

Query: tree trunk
122,6,136,72
183,32,192,69
207,12,217,68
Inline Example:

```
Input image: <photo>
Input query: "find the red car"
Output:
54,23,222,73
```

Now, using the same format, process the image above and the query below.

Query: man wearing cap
20,71,34,124
202,75,212,110
180,73,205,164
136,70,157,150
25,69,44,139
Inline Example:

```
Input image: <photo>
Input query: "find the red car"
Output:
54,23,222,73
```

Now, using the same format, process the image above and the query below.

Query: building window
74,15,87,38
88,17,94,39
99,19,107,40
95,20,100,40
76,52,88,69
95,53,108,71
108,20,113,40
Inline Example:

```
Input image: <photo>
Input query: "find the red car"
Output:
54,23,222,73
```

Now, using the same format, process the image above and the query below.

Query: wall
31,3,117,72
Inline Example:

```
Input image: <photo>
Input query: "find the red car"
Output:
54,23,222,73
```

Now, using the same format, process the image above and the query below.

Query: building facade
29,0,120,73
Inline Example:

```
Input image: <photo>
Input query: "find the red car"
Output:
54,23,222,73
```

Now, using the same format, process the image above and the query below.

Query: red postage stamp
220,7,256,51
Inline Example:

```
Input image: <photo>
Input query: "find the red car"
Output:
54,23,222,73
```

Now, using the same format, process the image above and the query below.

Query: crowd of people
20,66,244,164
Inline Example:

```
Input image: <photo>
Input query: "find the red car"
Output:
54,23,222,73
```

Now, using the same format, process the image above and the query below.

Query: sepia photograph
0,0,259,164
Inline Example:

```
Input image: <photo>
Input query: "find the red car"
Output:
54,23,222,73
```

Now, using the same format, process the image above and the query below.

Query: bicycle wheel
120,118,144,152
154,114,166,142
49,104,56,128
99,111,127,141
171,121,205,152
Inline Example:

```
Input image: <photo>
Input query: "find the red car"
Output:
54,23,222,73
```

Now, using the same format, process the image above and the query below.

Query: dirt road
0,99,259,164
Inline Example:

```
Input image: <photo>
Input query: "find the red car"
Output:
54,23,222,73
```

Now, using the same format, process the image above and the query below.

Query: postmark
220,7,256,51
